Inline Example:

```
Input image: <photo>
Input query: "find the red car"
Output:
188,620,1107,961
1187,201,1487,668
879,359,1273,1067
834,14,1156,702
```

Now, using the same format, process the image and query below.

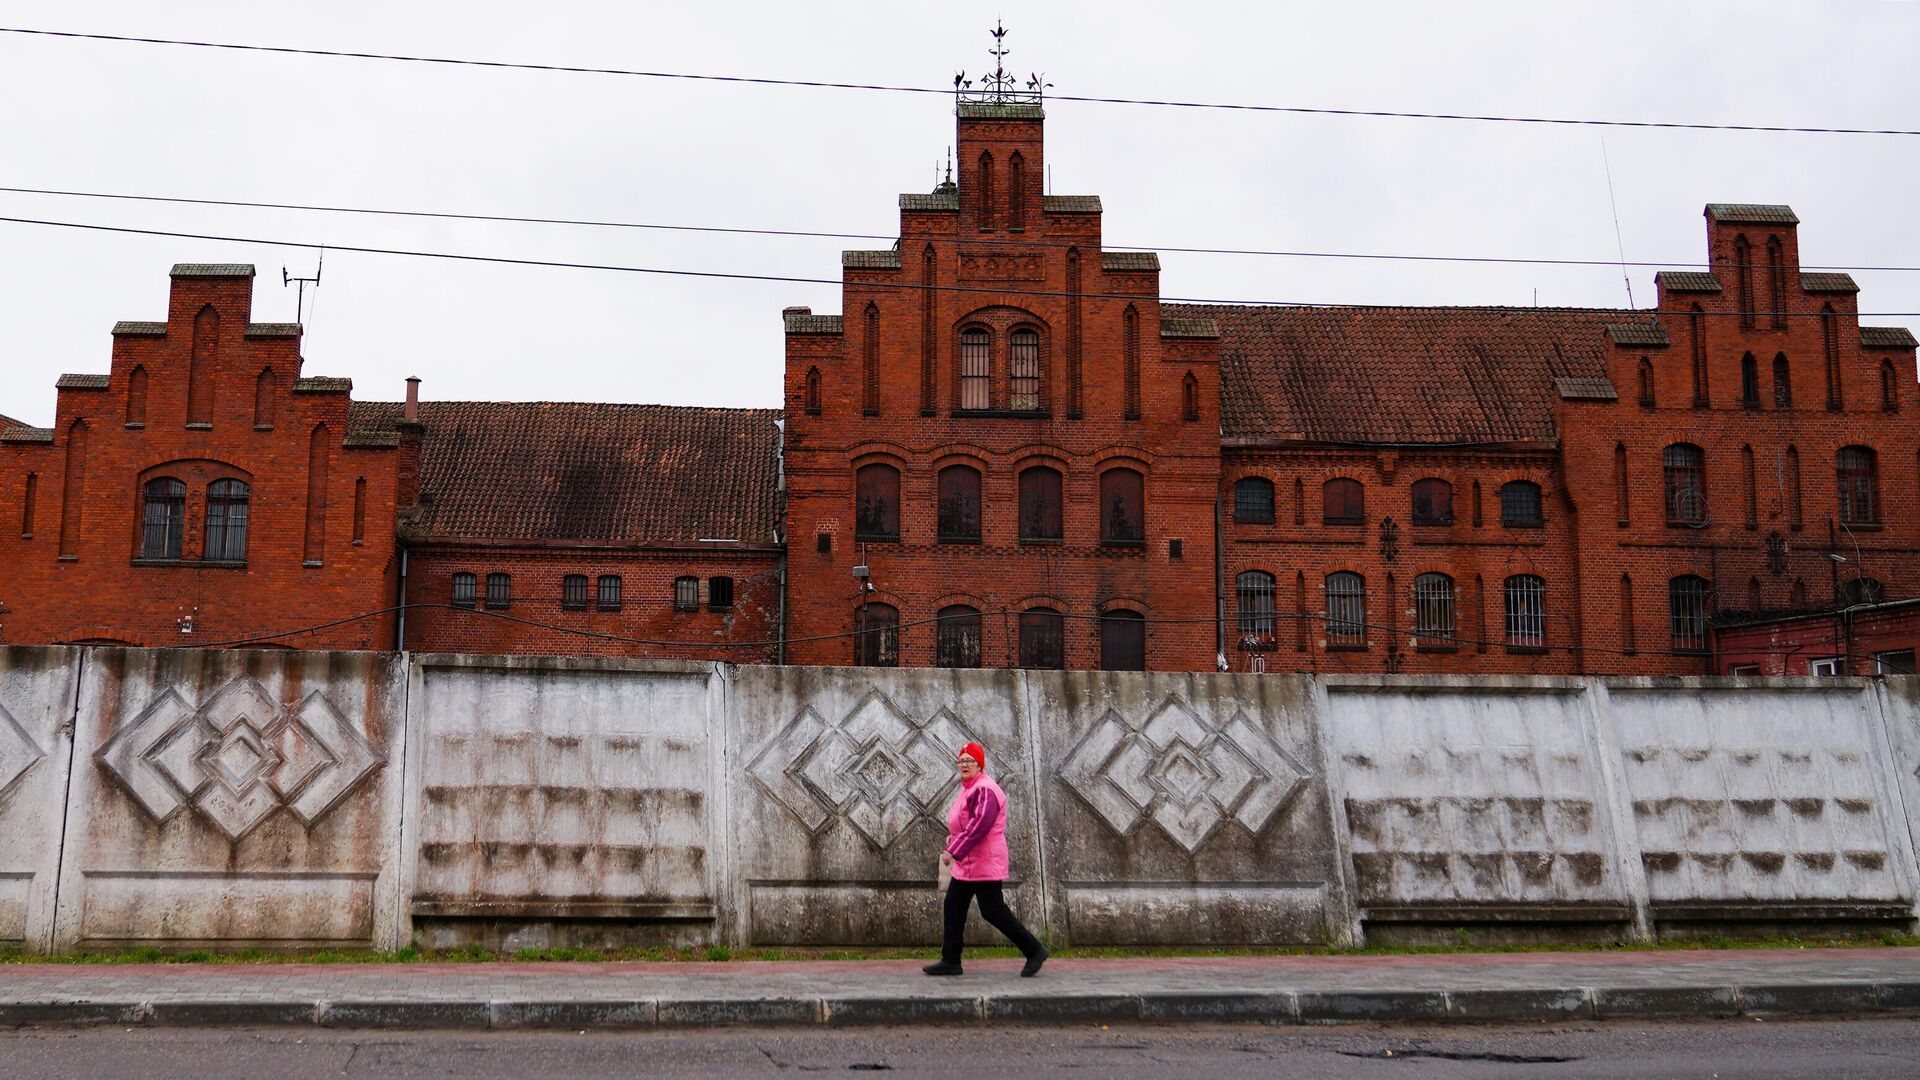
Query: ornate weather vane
955,21,1049,105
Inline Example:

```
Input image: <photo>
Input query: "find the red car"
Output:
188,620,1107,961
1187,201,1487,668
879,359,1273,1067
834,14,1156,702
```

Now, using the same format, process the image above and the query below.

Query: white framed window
1809,657,1845,677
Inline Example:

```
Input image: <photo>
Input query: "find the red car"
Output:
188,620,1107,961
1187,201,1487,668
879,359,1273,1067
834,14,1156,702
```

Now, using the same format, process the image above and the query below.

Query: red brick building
2,91,1915,674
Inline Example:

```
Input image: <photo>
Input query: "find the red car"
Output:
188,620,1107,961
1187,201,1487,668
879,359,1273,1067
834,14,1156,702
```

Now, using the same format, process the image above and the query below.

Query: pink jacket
945,773,1011,881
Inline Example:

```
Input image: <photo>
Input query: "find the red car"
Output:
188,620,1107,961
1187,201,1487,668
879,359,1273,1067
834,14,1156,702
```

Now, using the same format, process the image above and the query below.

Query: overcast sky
2,2,1916,427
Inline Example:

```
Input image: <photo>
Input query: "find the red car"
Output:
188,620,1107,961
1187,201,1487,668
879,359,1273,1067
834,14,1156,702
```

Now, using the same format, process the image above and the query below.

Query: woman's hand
940,852,954,868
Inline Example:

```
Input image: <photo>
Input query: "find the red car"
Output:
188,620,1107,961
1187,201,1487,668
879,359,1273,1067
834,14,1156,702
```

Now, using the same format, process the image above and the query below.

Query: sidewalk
3,948,1918,1030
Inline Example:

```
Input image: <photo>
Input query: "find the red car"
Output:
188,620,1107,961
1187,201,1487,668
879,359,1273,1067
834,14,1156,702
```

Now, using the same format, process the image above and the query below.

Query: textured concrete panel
53,648,406,949
729,665,1034,945
1608,680,1911,908
0,646,79,952
1873,676,1920,919
1033,672,1346,945
1325,683,1628,911
401,656,722,942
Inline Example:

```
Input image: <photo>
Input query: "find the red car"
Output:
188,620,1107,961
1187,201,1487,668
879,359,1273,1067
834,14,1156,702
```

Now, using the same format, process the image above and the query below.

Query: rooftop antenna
283,248,324,326
1600,138,1637,310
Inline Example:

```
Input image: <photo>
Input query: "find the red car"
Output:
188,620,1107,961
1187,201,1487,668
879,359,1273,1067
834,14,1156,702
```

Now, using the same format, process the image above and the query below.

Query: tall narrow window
1504,575,1546,648
1747,576,1763,612
597,575,621,611
854,463,900,541
1767,235,1788,329
352,476,366,543
125,365,148,426
1293,572,1308,650
1100,610,1146,671
1741,445,1757,529
187,305,217,426
1638,357,1656,407
1009,328,1041,411
855,603,900,666
253,367,275,428
1099,467,1145,545
1620,574,1636,653
1615,443,1630,526
1501,481,1544,528
937,464,982,542
1663,443,1706,524
485,573,511,610
1882,360,1900,411
451,572,476,608
204,478,249,561
1233,477,1275,524
303,424,329,563
1018,608,1064,669
959,327,991,410
1066,247,1083,416
1773,353,1792,408
1786,445,1803,530
1008,152,1025,230
1236,571,1277,637
1740,354,1760,407
1823,304,1842,409
1690,305,1709,407
1182,371,1199,421
1669,575,1712,652
673,575,699,611
1837,445,1879,525
862,303,879,415
562,574,589,610
1413,572,1456,645
921,245,937,413
1410,478,1452,525
1018,466,1063,541
1471,480,1483,527
1791,578,1808,608
20,471,36,538
1323,478,1364,525
58,420,87,557
708,576,734,610
976,152,994,230
1735,234,1755,328
1325,572,1366,647
1122,305,1141,420
140,477,186,559
804,366,821,416
936,606,982,668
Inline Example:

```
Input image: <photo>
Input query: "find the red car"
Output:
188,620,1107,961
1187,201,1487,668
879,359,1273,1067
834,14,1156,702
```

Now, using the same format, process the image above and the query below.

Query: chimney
404,376,420,423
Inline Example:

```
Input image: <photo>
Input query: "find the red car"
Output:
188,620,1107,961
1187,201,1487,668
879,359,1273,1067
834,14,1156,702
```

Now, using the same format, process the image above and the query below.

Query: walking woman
923,741,1049,977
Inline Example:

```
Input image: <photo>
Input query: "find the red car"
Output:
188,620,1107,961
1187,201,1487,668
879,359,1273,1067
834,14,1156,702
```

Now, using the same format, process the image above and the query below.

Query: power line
3,26,1917,137
6,184,1917,274
7,213,1920,318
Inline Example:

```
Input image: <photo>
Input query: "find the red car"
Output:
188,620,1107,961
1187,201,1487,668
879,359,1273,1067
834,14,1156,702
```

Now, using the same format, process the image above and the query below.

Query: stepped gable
350,400,782,544
1173,304,1633,445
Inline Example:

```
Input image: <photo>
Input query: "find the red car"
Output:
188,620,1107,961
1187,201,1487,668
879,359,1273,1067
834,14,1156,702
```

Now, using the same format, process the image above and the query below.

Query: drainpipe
775,552,787,665
1214,498,1226,670
394,545,409,652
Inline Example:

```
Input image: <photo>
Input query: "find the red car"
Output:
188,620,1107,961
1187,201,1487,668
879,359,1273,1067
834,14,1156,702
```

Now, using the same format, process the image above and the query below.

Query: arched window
254,367,275,428
485,573,511,610
937,464,982,543
1413,572,1456,644
673,575,699,611
936,605,982,668
188,305,218,426
1009,327,1042,411
1100,609,1146,671
1619,574,1636,653
1181,371,1199,421
1614,443,1629,526
140,477,186,559
304,423,330,564
1008,151,1025,230
1122,305,1141,420
1767,235,1788,328
1018,466,1063,541
451,572,476,609
1501,480,1544,528
1669,575,1712,652
597,575,622,611
1791,577,1808,608
1018,607,1064,669
1740,353,1760,408
1637,357,1655,407
126,365,148,426
854,463,900,541
1236,571,1277,636
1504,575,1546,648
562,574,589,610
862,303,879,415
1663,443,1706,524
1837,446,1879,525
1690,305,1709,407
204,478,250,561
1325,572,1366,646
959,327,991,410
1735,234,1755,328
1747,576,1763,612
1741,445,1757,529
1883,360,1901,411
1099,467,1144,545
1410,478,1453,526
1840,577,1885,606
1233,476,1275,524
1323,478,1364,525
854,602,899,667
1823,304,1842,409
1773,353,1792,408
1786,444,1803,530
977,151,995,229
804,366,821,416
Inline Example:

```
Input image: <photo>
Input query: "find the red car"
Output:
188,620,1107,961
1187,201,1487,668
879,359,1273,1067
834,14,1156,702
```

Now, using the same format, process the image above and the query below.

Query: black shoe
1021,946,1049,978
922,961,963,976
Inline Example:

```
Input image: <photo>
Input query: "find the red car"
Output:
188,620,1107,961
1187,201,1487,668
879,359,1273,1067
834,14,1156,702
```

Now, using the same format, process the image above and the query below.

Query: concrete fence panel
1869,676,1920,921
399,656,725,950
728,665,1035,946
1030,672,1348,946
51,648,407,950
0,646,81,953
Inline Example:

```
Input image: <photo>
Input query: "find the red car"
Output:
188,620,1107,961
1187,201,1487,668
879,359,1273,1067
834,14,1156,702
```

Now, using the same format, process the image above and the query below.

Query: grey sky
2,2,1916,427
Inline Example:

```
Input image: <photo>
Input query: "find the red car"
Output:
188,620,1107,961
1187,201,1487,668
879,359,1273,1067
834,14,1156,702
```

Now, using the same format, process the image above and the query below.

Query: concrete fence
1,645,1917,953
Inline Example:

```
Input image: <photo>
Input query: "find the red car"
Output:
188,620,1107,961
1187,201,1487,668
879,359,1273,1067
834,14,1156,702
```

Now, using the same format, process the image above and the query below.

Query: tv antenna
283,248,324,325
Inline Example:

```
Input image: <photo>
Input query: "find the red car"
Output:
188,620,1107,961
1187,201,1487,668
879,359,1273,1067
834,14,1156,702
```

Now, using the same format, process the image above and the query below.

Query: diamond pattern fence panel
0,647,80,953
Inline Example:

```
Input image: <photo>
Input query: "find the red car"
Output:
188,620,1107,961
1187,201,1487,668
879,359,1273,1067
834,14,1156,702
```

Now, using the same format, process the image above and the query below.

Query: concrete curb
4,982,1919,1031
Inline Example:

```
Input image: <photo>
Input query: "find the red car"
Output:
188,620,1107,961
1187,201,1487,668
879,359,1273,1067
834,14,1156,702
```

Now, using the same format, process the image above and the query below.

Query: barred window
855,602,899,667
597,575,622,611
936,605,982,668
562,574,589,610
959,327,991,410
1663,443,1706,524
485,572,511,610
1503,574,1546,648
1669,575,1712,652
1499,481,1544,528
1325,572,1366,646
451,572,476,609
204,478,250,561
1237,571,1277,636
673,575,699,612
1009,328,1042,411
140,477,186,559
937,464,982,543
1413,572,1455,644
708,575,735,610
855,463,900,541
1100,610,1146,671
1323,478,1364,525
1233,477,1274,524
1018,466,1063,541
1838,446,1878,524
1410,478,1453,525
1018,608,1064,669
1099,467,1145,545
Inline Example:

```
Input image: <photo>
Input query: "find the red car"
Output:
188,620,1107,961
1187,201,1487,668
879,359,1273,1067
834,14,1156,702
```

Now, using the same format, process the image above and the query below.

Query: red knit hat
958,742,985,769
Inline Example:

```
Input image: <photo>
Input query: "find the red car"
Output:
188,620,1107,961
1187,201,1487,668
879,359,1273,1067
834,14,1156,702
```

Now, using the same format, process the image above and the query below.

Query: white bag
937,857,952,892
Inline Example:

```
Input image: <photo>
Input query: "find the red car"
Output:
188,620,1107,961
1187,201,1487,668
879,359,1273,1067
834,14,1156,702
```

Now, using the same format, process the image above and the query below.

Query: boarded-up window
1100,610,1146,671
937,465,982,542
1099,467,1144,545
1018,608,1064,669
1410,478,1452,525
1323,478,1364,525
855,602,899,666
1019,466,1062,541
936,605,982,668
959,328,991,410
855,463,900,541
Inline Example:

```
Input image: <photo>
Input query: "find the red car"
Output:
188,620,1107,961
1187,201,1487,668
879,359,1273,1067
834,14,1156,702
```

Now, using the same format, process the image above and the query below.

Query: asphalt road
4,1018,1918,1079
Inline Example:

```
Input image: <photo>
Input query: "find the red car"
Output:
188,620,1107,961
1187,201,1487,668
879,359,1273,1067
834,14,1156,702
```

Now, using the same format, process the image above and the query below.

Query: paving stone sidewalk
3,947,1918,1030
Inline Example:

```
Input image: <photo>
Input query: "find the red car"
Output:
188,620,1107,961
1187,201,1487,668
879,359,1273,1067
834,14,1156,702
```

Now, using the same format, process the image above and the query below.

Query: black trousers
942,878,1043,964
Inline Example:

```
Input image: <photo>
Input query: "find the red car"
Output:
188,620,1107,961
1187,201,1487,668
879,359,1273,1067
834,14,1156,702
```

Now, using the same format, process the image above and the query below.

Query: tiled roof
1044,195,1101,213
784,313,843,335
342,430,403,449
1606,323,1670,347
1800,272,1859,294
1862,326,1918,349
1102,252,1159,272
170,263,255,278
0,426,54,444
112,321,167,336
1555,377,1619,401
1159,317,1219,339
1172,304,1630,444
1706,204,1799,225
0,413,25,429
55,373,110,390
900,193,959,212
350,400,781,544
294,376,352,393
1655,271,1722,293
956,102,1044,120
244,322,304,337
842,250,902,269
